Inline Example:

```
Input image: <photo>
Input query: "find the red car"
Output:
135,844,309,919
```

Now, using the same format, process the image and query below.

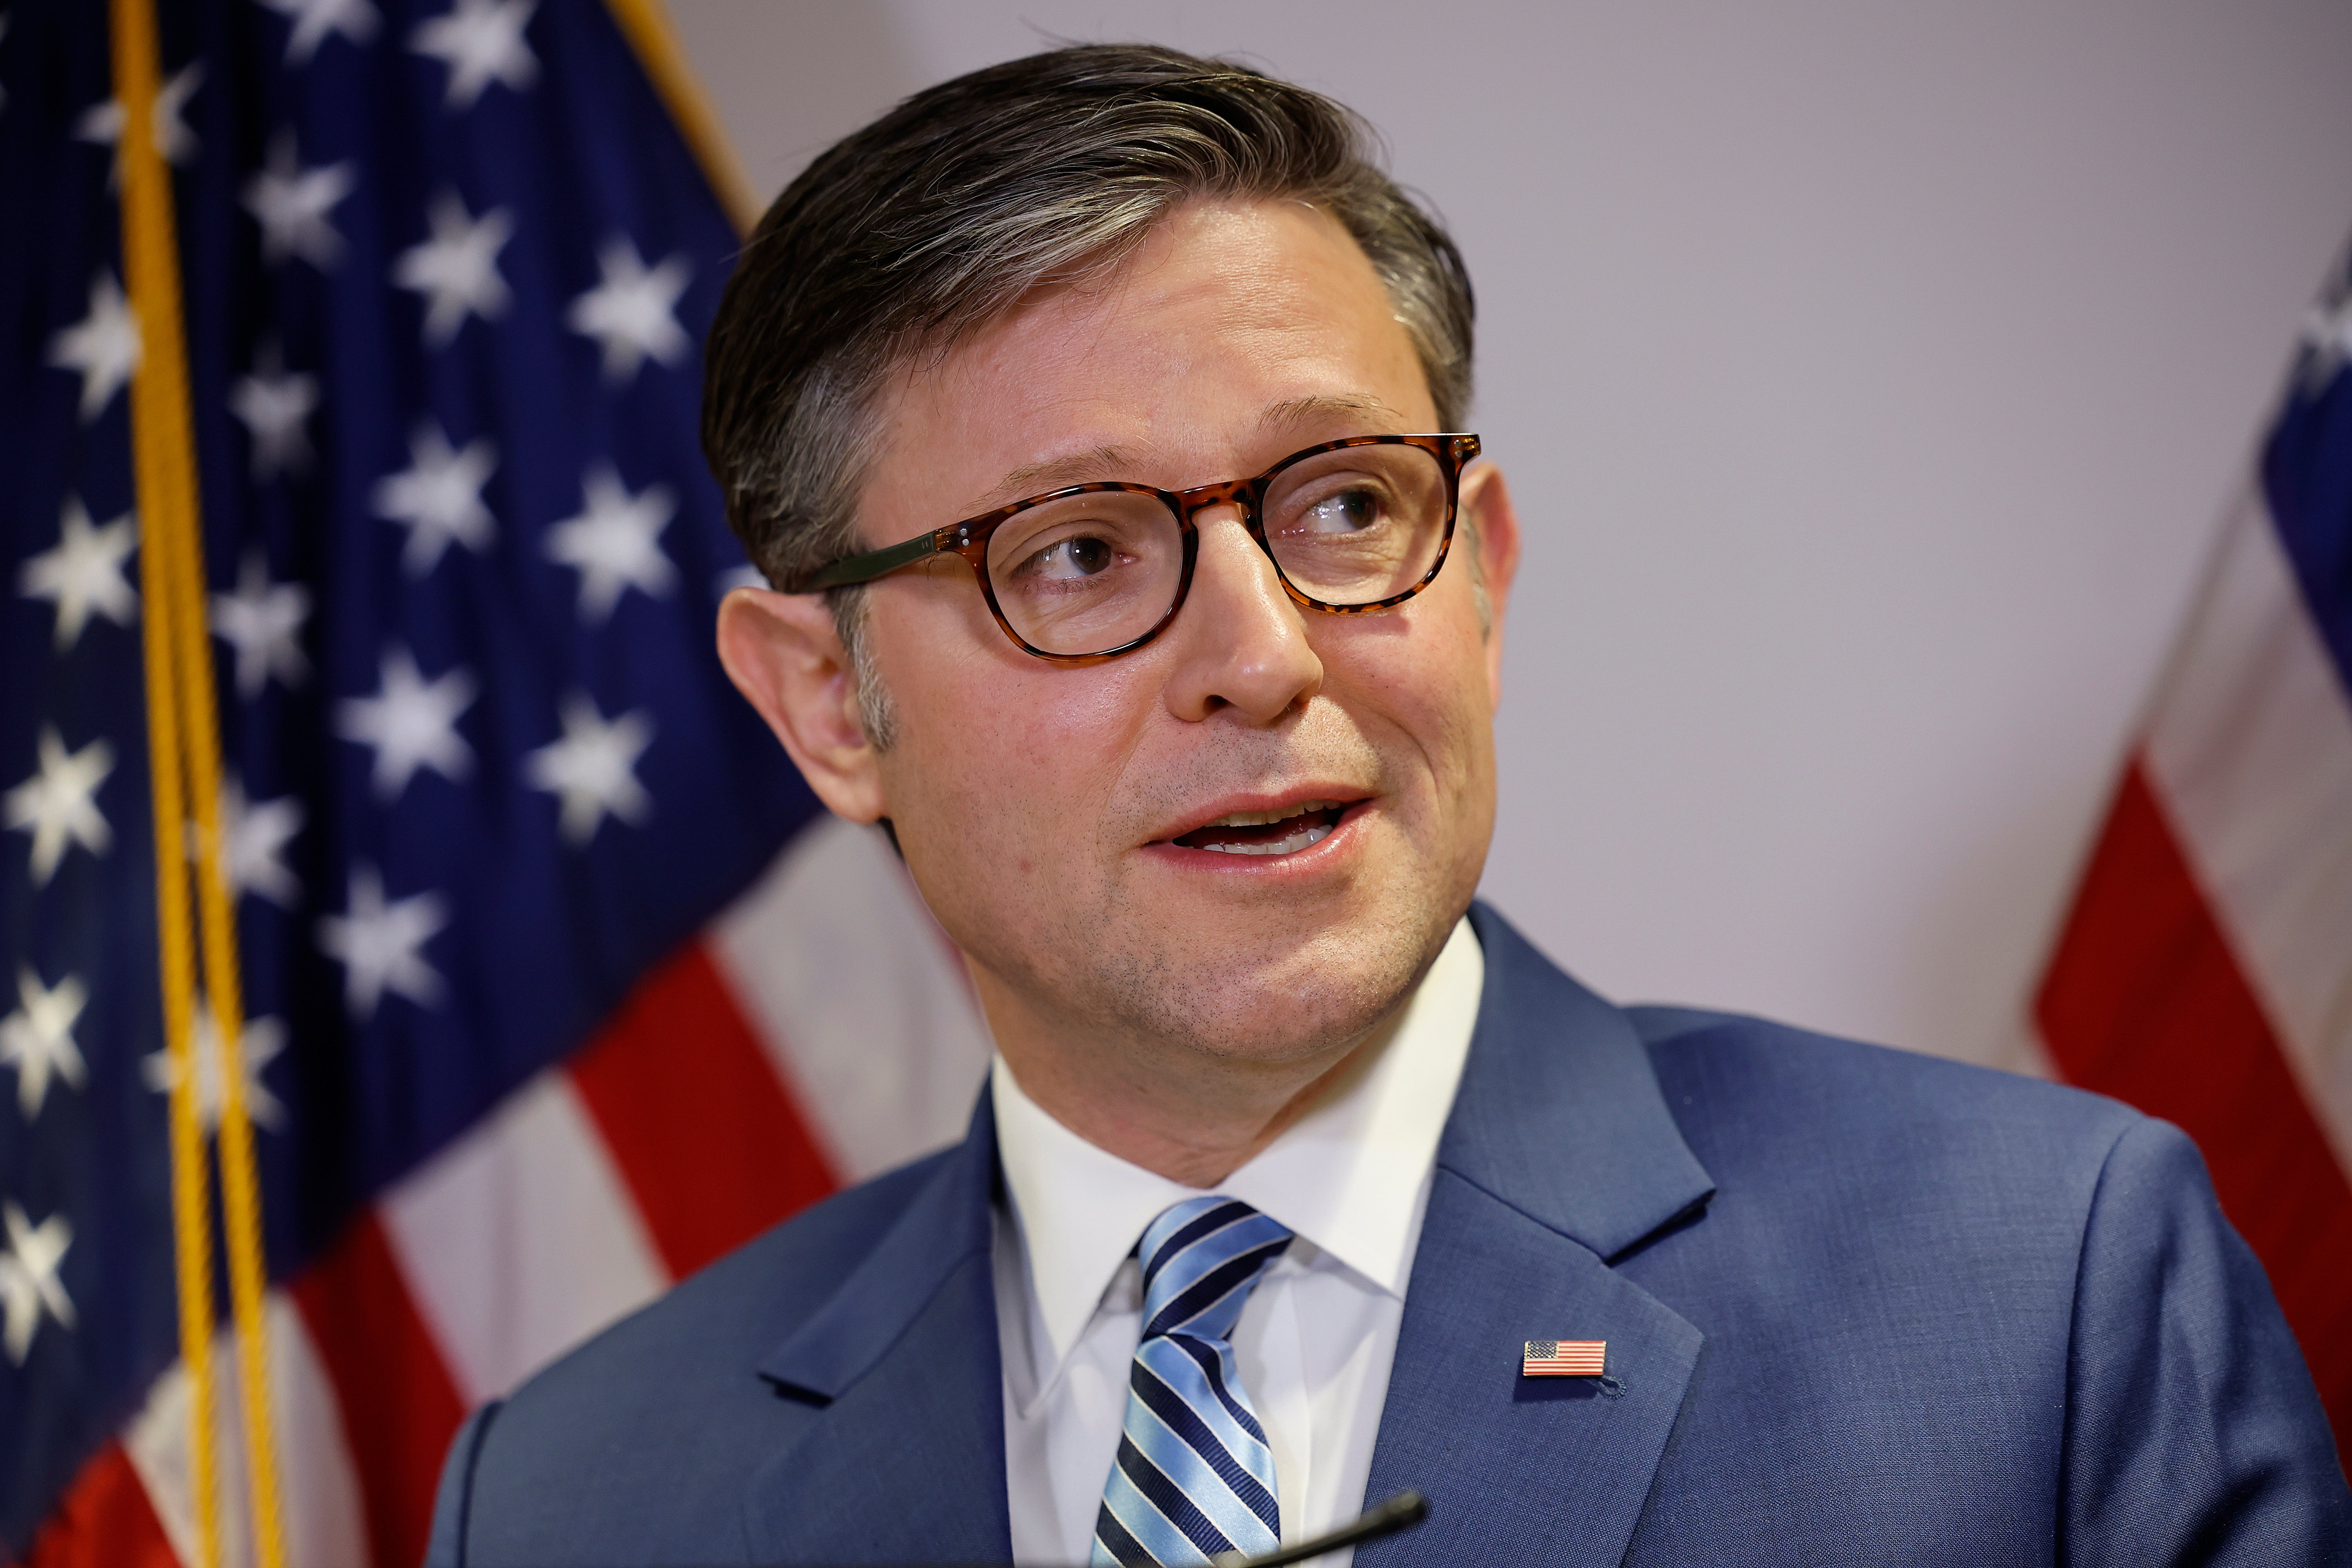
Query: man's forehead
973,392,1414,509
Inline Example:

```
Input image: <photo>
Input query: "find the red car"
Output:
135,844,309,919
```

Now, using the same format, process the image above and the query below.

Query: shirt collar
992,915,1485,1377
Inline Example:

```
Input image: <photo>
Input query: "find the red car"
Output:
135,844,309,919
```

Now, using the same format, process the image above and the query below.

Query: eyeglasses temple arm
784,529,950,593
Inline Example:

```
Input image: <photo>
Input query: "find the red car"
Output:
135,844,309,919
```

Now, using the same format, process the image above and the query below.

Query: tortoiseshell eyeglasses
785,433,1483,664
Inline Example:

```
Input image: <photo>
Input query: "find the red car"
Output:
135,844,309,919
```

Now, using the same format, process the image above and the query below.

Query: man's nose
1159,503,1323,724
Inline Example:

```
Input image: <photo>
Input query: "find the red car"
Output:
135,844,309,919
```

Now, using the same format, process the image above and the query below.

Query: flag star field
0,0,828,1550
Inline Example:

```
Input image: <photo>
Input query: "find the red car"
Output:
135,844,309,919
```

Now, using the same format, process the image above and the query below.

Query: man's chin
1080,911,1450,1067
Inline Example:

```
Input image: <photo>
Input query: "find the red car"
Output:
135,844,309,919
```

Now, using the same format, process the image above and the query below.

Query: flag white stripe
379,1070,669,1404
2142,491,2352,1169
708,816,992,1183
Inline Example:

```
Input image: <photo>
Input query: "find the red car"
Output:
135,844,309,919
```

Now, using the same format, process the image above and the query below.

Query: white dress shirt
990,916,1485,1566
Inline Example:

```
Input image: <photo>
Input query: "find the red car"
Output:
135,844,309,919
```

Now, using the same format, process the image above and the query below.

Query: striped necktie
1091,1195,1294,1566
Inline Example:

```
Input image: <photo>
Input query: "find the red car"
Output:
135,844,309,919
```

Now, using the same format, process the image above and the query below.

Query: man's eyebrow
1258,393,1406,432
982,444,1136,506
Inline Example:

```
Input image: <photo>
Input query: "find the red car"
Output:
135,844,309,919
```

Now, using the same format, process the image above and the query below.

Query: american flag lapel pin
1523,1339,1606,1377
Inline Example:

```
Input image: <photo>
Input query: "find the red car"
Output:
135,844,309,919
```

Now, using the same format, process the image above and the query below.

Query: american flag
0,3,989,1564
1522,1339,1606,1377
2035,235,2352,1450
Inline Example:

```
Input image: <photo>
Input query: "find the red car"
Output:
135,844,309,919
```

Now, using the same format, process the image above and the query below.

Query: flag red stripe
567,940,841,1279
23,1442,180,1568
291,1210,469,1568
2036,757,2352,1442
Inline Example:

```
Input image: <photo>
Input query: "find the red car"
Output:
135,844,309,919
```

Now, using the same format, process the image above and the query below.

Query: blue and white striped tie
1091,1195,1294,1566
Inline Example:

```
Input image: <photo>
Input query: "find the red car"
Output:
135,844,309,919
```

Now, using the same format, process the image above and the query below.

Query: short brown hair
701,43,1476,733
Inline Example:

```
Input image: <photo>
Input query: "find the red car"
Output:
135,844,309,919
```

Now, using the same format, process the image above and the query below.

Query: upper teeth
1201,800,1340,828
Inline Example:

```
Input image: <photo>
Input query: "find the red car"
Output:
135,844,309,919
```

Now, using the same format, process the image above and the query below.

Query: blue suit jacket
427,905,2351,1564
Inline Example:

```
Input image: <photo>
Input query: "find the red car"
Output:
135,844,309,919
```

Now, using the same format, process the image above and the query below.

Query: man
427,44,2349,1566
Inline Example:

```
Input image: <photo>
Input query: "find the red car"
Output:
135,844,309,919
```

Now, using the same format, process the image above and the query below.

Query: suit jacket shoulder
1628,1000,2144,1209
1589,994,2348,1562
428,1132,1008,1566
1362,909,2348,1566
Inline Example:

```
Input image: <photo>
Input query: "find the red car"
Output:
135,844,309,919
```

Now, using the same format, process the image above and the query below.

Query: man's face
791,200,1514,1068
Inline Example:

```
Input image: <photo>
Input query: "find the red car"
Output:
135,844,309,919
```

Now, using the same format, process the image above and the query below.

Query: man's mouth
1168,800,1349,856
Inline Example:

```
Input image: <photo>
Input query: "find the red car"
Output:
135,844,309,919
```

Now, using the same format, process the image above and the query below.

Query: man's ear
715,586,889,823
1459,461,1521,706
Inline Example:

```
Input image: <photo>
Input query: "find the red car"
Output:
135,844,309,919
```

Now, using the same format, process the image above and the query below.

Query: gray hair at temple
699,42,1477,744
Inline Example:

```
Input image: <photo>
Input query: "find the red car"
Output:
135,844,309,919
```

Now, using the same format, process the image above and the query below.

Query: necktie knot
1137,1195,1294,1342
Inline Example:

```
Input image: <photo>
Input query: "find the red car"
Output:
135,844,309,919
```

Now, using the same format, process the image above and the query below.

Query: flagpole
109,2,287,1565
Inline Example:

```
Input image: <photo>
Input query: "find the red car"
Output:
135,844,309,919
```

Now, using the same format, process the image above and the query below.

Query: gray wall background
667,1,2352,1070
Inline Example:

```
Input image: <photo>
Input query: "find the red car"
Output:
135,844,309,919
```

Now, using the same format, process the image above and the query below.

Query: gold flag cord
110,2,287,1565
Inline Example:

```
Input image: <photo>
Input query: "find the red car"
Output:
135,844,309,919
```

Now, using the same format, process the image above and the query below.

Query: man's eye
1298,486,1384,534
1022,535,1116,579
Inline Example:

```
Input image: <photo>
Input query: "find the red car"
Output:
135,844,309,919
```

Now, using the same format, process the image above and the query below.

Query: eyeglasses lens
1261,444,1448,607
984,491,1186,657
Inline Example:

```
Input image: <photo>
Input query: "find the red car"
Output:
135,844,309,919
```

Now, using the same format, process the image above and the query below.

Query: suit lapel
1359,906,1716,1566
740,1094,1013,1565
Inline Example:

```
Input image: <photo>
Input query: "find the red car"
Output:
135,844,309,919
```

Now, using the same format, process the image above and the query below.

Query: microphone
1212,1490,1429,1568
